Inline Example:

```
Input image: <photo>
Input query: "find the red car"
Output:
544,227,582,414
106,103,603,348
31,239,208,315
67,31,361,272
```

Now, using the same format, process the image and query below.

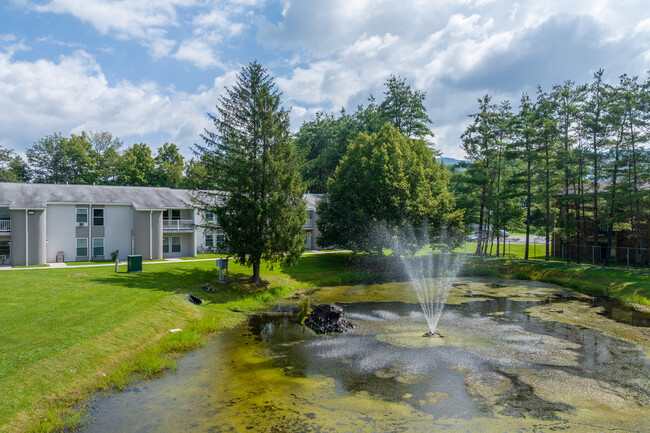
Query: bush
296,296,312,325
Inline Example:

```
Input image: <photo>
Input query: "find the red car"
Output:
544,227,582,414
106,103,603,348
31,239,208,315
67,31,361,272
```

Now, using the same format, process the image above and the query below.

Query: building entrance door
0,240,10,265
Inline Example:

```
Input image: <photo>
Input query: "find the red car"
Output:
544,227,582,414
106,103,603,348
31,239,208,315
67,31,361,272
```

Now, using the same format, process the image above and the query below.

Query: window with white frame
206,211,214,223
93,208,104,226
205,234,213,249
171,236,181,253
163,237,169,253
76,208,88,225
76,238,88,256
92,238,105,256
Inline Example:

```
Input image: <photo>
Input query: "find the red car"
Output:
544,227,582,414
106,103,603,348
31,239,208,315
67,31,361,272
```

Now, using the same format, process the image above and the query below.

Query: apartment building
0,183,320,266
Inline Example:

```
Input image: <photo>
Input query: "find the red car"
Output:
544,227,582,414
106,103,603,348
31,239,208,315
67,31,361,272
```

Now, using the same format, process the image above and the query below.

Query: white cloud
0,47,238,154
29,0,260,67
341,33,399,58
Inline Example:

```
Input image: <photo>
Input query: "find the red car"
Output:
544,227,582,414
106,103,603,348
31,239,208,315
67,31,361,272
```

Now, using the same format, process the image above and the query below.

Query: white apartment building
0,183,320,266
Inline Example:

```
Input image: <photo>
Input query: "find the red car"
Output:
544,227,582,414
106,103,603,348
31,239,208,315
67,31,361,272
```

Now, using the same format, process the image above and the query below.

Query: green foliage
318,123,463,253
0,144,29,182
26,132,96,184
117,142,156,186
379,75,433,140
154,142,185,188
296,75,436,194
296,296,312,325
193,61,306,282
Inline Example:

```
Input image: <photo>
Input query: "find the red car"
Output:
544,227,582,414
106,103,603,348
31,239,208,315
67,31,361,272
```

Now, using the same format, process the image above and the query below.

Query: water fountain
397,240,464,338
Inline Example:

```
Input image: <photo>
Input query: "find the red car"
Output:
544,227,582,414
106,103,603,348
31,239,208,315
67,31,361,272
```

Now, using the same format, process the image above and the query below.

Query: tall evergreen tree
461,95,499,255
379,75,433,140
193,61,306,283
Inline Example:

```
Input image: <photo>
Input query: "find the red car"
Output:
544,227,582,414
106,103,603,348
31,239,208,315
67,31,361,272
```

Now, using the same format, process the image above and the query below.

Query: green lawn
65,260,116,266
0,253,353,433
179,253,227,260
462,258,650,306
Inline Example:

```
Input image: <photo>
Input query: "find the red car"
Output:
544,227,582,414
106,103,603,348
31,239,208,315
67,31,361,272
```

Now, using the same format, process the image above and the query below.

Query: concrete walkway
0,250,349,271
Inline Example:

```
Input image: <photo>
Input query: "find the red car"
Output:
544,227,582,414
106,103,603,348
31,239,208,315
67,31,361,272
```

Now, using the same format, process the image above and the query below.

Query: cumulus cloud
0,47,237,154
7,0,650,158
260,0,650,156
29,0,261,67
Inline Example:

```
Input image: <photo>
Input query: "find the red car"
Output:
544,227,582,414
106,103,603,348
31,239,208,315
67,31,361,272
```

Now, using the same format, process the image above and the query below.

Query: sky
1,1,650,159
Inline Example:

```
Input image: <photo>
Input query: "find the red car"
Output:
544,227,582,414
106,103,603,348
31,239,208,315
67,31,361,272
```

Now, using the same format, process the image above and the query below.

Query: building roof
305,193,323,210
0,183,194,210
0,183,326,212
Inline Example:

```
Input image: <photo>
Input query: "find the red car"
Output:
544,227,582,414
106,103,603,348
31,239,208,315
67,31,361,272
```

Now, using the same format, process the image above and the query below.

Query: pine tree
193,61,305,283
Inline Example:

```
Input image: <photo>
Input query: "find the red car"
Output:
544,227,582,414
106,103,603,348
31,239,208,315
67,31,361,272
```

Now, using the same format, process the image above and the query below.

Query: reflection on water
82,279,650,433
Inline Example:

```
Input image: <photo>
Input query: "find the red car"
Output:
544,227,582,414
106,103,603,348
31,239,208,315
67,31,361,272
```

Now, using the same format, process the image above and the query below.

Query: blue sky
1,0,650,159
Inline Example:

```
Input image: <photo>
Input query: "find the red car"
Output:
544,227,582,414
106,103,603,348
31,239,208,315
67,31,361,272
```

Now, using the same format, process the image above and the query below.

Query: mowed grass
0,254,352,433
463,259,650,306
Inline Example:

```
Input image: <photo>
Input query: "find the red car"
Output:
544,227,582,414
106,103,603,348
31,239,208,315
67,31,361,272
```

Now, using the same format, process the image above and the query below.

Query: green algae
308,277,577,306
83,278,650,433
526,301,650,357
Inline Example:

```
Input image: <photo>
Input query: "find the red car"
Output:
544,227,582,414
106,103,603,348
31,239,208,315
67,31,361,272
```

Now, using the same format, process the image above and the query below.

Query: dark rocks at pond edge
304,304,355,334
186,294,202,305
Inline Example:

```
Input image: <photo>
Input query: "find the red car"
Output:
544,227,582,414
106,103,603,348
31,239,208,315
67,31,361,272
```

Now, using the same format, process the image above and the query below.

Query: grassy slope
0,254,350,433
463,259,650,306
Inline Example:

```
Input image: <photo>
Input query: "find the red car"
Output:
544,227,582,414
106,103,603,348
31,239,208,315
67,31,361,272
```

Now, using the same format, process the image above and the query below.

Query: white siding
46,204,76,262
104,205,133,260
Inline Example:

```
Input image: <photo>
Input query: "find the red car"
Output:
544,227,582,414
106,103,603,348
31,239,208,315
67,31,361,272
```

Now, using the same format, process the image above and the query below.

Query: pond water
82,279,650,432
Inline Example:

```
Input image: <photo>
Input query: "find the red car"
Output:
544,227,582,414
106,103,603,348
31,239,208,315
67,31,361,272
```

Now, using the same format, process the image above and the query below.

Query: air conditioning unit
78,222,87,227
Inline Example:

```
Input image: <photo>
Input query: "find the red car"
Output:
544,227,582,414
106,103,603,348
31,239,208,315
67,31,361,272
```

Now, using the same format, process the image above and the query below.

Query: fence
459,239,648,269
559,244,648,268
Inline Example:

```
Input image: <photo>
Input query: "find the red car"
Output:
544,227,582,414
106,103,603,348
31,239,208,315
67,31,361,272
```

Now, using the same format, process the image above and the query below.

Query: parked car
467,233,479,242
497,230,510,237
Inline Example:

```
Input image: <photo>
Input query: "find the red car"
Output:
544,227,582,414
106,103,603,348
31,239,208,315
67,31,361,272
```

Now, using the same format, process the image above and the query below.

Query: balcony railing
162,219,194,231
0,220,10,232
303,218,314,228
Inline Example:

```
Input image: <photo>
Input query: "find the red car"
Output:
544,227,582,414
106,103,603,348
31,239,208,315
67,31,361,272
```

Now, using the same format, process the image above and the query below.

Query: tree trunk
524,151,532,260
251,260,261,283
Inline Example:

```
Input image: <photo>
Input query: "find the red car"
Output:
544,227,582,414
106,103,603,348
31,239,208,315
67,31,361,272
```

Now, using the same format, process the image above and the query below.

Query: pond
82,278,650,432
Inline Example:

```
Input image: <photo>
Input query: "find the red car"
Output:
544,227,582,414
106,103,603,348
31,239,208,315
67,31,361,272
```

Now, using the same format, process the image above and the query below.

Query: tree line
0,131,212,189
452,70,650,264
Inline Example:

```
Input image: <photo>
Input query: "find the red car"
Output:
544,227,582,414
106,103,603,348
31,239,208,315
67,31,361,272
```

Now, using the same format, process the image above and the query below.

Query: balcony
0,220,10,233
162,219,194,231
303,218,314,228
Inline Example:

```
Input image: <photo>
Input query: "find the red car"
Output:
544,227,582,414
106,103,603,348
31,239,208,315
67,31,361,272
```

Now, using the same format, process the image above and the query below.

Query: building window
216,233,225,245
93,238,105,257
205,234,213,247
163,237,169,253
171,236,181,253
93,208,104,226
76,238,88,257
76,208,88,225
163,209,181,220
206,211,214,223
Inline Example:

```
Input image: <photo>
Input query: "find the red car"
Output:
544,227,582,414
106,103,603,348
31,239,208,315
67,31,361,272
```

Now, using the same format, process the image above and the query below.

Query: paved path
0,250,349,271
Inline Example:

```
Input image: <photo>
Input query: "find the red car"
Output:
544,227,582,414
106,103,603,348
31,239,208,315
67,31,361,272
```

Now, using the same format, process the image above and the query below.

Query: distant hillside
438,157,465,166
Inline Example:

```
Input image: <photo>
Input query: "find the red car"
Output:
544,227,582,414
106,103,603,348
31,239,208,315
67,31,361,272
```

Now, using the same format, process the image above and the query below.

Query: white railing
162,219,194,231
303,218,314,228
0,220,10,232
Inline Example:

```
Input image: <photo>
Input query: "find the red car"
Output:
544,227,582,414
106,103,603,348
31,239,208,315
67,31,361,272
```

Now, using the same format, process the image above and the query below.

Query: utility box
127,255,143,273
216,257,229,282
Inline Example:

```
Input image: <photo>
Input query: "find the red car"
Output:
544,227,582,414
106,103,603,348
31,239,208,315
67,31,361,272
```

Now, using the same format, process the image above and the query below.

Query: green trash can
127,255,143,273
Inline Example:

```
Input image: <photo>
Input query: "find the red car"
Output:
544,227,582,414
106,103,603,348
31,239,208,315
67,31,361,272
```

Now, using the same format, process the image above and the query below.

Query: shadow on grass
87,266,274,306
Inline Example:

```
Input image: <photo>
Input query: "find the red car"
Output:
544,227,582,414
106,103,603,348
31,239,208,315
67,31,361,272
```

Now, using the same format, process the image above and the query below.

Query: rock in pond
304,304,355,334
